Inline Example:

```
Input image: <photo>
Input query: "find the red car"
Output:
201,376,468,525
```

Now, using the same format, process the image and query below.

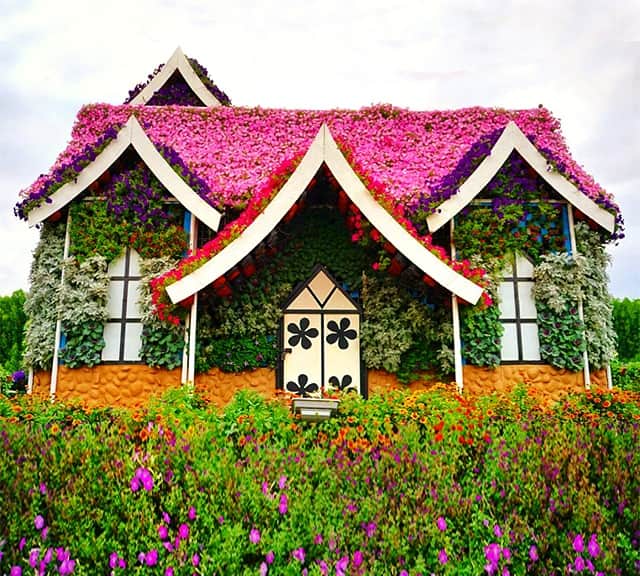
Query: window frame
499,254,542,364
102,248,144,364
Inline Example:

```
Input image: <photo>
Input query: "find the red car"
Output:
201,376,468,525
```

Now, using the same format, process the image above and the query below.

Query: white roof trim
27,116,222,230
167,124,484,305
426,121,615,234
128,47,222,107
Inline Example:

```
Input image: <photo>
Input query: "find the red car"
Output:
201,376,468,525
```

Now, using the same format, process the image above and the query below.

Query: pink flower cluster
19,103,617,216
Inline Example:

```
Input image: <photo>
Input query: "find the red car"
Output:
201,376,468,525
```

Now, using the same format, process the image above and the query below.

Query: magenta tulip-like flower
188,506,197,521
259,562,268,576
192,553,200,567
178,523,189,540
438,548,448,564
265,551,275,565
335,556,349,576
10,566,22,576
59,557,76,575
574,555,586,571
493,524,502,538
145,549,158,567
278,493,288,515
529,545,539,561
353,550,363,567
573,534,585,553
588,534,600,558
292,547,305,563
436,516,447,531
164,567,174,576
250,528,261,544
34,515,45,531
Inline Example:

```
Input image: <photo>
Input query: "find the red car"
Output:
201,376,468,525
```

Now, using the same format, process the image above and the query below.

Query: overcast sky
1,0,638,297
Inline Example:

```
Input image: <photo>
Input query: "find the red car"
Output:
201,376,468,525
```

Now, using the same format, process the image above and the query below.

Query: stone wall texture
31,363,608,409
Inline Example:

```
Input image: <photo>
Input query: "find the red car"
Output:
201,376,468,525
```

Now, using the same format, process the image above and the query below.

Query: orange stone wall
463,364,608,405
31,364,608,409
32,365,183,409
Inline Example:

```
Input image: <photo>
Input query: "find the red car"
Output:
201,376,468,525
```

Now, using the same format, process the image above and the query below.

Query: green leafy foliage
455,203,565,268
460,299,503,367
612,299,640,361
0,388,638,573
536,301,585,371
24,222,66,370
610,360,640,391
0,290,26,374
575,223,617,370
58,256,109,367
139,258,184,369
361,275,453,378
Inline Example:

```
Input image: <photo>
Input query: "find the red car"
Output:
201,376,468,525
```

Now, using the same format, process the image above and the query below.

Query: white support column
182,212,197,385
452,295,464,394
606,364,613,390
181,312,190,385
27,368,33,395
450,218,464,393
568,206,591,389
187,292,198,386
50,212,71,400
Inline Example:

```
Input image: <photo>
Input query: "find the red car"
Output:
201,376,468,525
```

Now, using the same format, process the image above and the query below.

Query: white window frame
499,254,541,363
102,248,143,363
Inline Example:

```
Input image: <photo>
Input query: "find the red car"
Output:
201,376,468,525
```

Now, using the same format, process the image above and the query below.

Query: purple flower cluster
124,56,231,106
15,126,121,220
130,467,154,492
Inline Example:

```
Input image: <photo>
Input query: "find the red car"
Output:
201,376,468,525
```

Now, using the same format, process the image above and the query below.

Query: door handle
281,347,292,360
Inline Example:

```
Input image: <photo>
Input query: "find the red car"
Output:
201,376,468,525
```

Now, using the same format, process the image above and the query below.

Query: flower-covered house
17,48,622,407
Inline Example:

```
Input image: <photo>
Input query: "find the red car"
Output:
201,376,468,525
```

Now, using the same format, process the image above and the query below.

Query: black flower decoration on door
328,374,356,393
326,317,357,350
287,317,318,350
286,374,319,397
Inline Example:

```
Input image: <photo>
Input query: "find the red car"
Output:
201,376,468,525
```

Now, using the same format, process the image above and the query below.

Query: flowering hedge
0,387,639,574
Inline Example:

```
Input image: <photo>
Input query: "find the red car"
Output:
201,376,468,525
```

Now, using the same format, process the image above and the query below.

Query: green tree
612,297,640,361
0,289,26,373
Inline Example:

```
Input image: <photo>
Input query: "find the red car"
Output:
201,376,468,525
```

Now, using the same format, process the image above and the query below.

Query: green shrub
1,387,638,574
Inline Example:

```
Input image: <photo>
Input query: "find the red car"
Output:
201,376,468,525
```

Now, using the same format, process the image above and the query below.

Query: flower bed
0,387,638,574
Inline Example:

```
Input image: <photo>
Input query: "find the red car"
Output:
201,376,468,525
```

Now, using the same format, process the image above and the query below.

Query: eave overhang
166,124,484,306
27,115,222,231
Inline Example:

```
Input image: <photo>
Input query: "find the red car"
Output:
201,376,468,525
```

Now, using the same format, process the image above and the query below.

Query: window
498,254,541,362
102,248,143,362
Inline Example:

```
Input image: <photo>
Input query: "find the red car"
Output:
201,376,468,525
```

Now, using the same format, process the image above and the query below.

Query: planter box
291,397,340,422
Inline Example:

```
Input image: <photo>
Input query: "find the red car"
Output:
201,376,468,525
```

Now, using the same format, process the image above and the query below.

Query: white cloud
1,0,638,296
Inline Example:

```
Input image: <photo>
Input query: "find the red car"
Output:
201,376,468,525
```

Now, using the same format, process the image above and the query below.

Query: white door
281,266,364,396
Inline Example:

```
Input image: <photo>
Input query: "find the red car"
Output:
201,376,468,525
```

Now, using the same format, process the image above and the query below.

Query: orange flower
139,428,150,442
602,400,611,408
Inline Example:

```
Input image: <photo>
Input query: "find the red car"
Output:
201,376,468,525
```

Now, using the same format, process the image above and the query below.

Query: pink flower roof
18,102,619,219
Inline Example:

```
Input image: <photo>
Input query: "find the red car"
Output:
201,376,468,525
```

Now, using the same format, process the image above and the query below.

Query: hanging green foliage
361,275,453,380
575,222,617,370
533,252,587,371
24,222,66,371
139,258,184,369
460,297,503,368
